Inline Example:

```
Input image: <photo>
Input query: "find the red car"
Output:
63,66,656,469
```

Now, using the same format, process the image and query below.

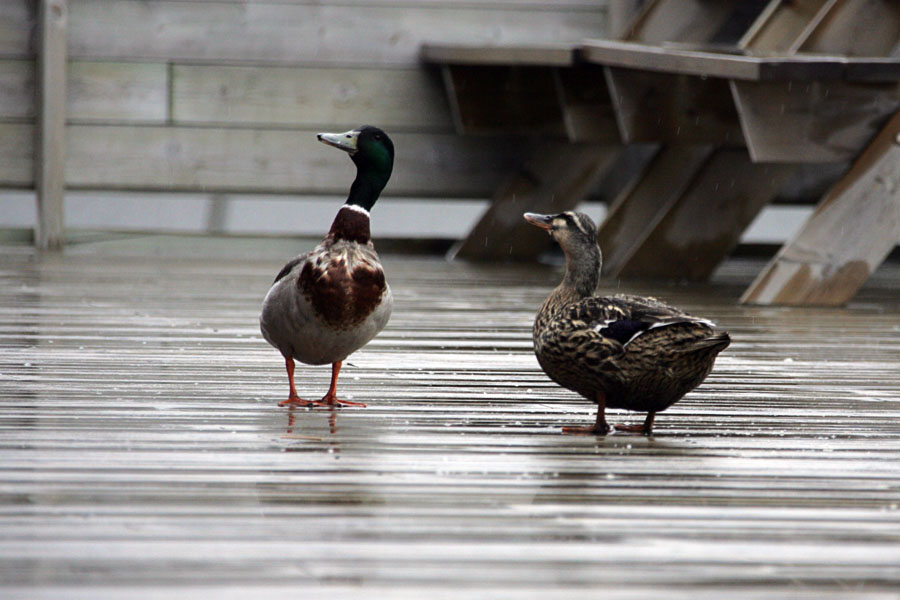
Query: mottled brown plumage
525,211,730,435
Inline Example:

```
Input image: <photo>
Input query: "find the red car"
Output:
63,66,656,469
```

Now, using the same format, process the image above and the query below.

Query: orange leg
319,361,366,408
563,391,610,435
277,356,324,408
613,412,656,435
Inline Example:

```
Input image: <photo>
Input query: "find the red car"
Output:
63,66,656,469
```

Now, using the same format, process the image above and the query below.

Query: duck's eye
374,133,382,140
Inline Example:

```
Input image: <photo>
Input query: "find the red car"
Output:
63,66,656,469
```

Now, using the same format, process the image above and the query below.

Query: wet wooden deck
2,236,900,599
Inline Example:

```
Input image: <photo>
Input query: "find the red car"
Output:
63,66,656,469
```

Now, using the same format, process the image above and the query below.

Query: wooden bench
422,0,900,306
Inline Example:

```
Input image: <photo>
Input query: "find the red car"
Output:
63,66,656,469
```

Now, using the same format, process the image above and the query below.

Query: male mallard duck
260,126,394,407
525,211,730,435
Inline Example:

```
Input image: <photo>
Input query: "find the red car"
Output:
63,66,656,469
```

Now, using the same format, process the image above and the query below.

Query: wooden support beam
611,148,795,280
741,109,900,306
36,0,67,250
449,144,616,262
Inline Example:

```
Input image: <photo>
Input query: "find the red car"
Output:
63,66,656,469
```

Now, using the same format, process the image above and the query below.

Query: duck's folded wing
272,251,313,284
575,295,717,348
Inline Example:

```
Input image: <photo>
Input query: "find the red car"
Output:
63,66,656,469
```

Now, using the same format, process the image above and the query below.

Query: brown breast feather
299,255,386,330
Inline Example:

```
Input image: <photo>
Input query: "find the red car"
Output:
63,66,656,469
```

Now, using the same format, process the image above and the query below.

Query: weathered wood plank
66,2,607,66
583,39,900,82
740,109,900,306
731,79,900,162
737,0,833,53
36,0,67,250
450,143,616,261
172,64,451,129
0,59,168,122
0,123,34,185
0,1,35,57
615,149,795,280
62,125,537,196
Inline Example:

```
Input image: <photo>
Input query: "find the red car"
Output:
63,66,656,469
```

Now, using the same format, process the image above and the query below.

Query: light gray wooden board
0,123,566,195
63,2,607,66
1,238,900,598
171,64,452,130
0,2,34,57
0,60,168,123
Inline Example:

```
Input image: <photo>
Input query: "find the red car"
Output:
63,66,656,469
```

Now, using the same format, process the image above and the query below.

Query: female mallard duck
525,211,730,435
260,126,394,408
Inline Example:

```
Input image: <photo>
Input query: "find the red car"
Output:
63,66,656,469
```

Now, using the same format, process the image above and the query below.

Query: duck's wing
587,294,726,353
272,251,313,284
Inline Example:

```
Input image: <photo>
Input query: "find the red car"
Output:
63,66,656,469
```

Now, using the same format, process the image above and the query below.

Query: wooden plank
420,43,576,67
731,79,900,162
3,241,900,596
450,144,616,261
603,66,745,145
798,0,900,56
172,64,451,129
741,109,900,306
597,145,714,277
614,149,795,280
583,40,867,81
36,0,67,250
67,61,168,123
66,2,607,66
0,59,33,119
0,123,35,185
62,125,539,196
0,60,168,122
0,2,35,57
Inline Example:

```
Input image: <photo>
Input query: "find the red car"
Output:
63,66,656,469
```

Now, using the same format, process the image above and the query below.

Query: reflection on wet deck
1,238,899,599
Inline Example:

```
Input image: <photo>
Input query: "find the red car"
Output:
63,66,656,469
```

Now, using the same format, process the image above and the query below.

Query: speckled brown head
524,211,602,298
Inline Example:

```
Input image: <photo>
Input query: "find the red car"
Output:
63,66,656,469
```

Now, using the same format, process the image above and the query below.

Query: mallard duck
524,211,730,435
260,126,394,407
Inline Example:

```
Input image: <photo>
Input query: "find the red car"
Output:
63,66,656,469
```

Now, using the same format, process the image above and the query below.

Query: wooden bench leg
599,145,794,281
741,110,900,306
449,143,616,261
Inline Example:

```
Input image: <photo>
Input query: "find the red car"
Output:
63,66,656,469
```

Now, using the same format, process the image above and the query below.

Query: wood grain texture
65,1,607,66
172,64,451,129
1,239,900,597
741,109,900,306
0,59,168,122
